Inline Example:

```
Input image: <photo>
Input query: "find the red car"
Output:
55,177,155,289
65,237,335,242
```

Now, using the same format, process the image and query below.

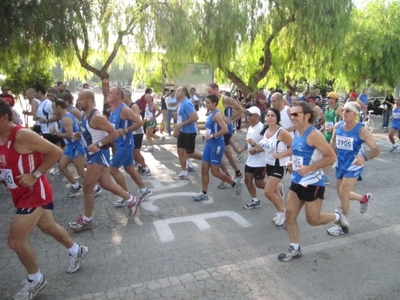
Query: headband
343,102,359,115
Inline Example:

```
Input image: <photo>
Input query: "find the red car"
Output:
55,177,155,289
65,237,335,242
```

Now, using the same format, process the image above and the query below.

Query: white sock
187,159,194,168
83,215,92,222
67,243,79,257
127,194,134,203
72,183,80,189
252,198,259,202
290,243,300,251
180,170,188,176
28,270,43,283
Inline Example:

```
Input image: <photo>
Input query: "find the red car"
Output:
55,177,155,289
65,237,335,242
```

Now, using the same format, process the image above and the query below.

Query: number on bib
336,135,354,151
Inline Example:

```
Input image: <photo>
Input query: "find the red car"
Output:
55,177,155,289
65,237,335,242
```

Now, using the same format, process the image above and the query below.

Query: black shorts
266,164,285,179
224,134,232,146
244,165,266,180
43,133,59,145
133,133,144,149
32,125,41,134
289,182,325,202
58,136,65,148
177,132,197,153
16,202,54,215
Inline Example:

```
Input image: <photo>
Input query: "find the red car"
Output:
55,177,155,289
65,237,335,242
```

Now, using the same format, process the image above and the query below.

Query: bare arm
87,112,118,153
55,117,74,139
274,129,293,159
211,112,228,138
355,127,380,165
119,106,143,135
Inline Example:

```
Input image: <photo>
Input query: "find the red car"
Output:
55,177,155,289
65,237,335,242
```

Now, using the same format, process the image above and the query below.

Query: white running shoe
327,224,345,236
360,193,372,214
13,276,48,300
274,210,286,226
67,245,89,274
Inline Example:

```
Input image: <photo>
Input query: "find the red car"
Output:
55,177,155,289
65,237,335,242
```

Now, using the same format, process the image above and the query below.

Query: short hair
123,89,132,99
54,98,67,109
208,83,219,90
57,81,63,86
60,93,73,104
206,94,219,105
113,86,124,99
272,92,283,100
47,87,60,98
0,98,13,121
190,87,196,92
83,83,89,88
145,88,152,94
170,89,175,93
34,84,46,95
266,107,281,125
163,88,169,92
292,102,316,124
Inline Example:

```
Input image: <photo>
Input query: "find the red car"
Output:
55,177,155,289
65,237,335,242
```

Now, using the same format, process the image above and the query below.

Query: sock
126,194,134,203
67,243,79,257
334,212,341,222
83,215,92,222
202,191,207,195
252,198,259,203
72,183,80,189
187,159,194,168
28,270,43,283
181,170,188,176
140,188,147,193
290,243,300,251
360,194,368,203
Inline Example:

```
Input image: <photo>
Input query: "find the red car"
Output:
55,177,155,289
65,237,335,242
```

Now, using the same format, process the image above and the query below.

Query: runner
327,102,380,236
389,97,400,152
0,99,88,300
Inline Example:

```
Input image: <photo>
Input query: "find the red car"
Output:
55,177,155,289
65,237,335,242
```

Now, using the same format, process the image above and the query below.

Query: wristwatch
210,134,214,139
32,170,42,179
124,128,129,134
97,141,103,148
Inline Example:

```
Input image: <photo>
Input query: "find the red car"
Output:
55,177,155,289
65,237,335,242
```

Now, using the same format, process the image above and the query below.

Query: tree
190,0,352,95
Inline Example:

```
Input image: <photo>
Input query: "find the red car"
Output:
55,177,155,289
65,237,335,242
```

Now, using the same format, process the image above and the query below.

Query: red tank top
0,125,53,208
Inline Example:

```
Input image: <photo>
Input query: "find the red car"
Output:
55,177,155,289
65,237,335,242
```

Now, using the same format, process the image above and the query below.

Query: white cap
246,106,261,115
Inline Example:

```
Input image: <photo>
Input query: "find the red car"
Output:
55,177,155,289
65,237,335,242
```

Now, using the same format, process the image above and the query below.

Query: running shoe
187,167,196,173
278,246,302,261
127,196,140,217
144,146,154,152
360,193,372,214
67,184,82,198
274,210,286,226
234,177,242,195
334,211,350,234
13,276,48,300
140,168,152,176
173,172,188,180
218,181,229,189
243,200,261,210
327,224,345,236
114,198,126,207
93,185,102,197
236,154,244,162
390,144,398,153
139,189,152,202
67,245,89,274
50,167,61,176
69,217,93,232
192,192,209,201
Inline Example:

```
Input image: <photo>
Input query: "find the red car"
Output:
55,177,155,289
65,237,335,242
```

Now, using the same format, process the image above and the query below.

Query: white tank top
259,127,290,166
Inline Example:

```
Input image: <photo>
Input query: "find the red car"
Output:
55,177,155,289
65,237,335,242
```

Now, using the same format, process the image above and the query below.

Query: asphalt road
1,114,400,300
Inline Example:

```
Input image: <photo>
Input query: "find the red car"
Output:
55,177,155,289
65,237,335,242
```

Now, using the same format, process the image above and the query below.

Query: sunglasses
343,109,353,114
290,112,303,117
247,113,256,116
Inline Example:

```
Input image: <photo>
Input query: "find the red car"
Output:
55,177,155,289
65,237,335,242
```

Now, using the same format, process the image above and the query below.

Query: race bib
177,116,182,124
292,155,303,171
0,169,18,189
259,139,271,151
336,135,354,151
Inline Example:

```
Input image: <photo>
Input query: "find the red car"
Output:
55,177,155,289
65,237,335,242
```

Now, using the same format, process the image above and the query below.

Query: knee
285,209,297,222
306,217,320,227
8,236,24,251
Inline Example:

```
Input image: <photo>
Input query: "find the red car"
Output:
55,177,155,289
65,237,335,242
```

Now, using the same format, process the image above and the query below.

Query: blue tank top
205,110,224,142
216,96,233,134
60,112,81,145
291,126,324,186
334,121,364,171
392,108,400,126
110,103,134,150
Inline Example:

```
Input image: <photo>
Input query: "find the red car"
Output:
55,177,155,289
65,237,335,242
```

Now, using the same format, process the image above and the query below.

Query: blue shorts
87,148,110,167
335,167,363,181
391,121,400,131
202,141,225,166
64,143,86,160
110,148,134,168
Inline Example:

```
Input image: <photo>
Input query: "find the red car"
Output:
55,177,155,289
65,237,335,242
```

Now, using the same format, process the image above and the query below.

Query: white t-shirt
246,122,265,167
37,99,58,134
166,96,177,111
280,106,294,137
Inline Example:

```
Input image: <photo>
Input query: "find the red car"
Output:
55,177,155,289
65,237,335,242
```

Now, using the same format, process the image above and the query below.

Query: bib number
336,135,354,151
0,169,18,189
292,155,303,171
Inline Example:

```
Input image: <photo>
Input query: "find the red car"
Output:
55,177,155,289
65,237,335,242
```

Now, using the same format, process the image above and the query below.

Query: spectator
0,85,15,107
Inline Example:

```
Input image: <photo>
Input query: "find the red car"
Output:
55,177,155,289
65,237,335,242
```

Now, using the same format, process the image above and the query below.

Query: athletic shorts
32,125,41,134
224,134,232,146
177,132,197,153
391,122,400,131
244,165,266,180
58,137,65,148
335,167,363,181
64,144,86,160
289,182,325,202
146,120,157,128
16,202,54,215
266,164,285,179
202,141,225,166
43,133,59,145
87,148,110,167
133,134,144,149
111,148,134,168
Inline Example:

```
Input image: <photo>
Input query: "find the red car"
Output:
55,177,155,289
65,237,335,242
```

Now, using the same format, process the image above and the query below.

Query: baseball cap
350,92,358,99
306,96,315,101
246,106,261,115
327,92,339,99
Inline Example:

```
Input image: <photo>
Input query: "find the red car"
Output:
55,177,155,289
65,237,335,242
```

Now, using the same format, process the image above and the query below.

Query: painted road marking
153,211,251,242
